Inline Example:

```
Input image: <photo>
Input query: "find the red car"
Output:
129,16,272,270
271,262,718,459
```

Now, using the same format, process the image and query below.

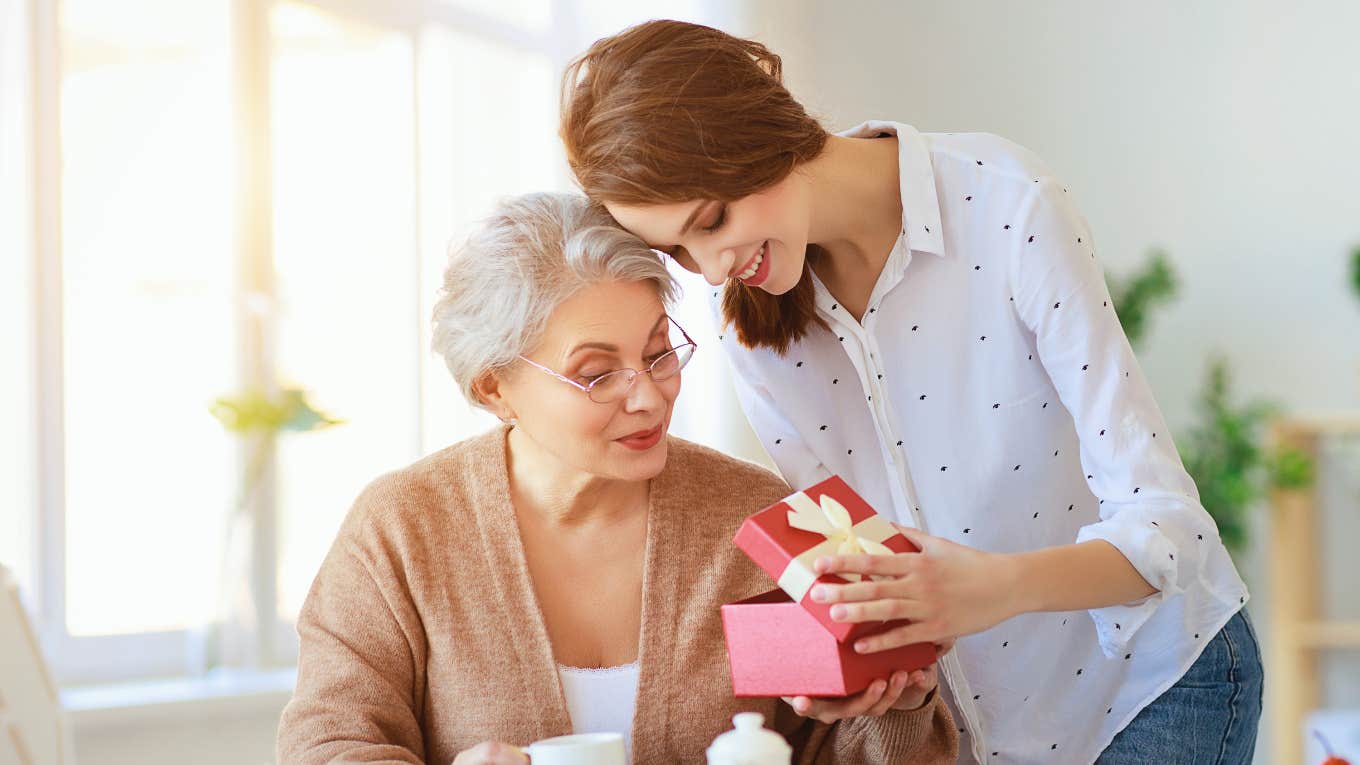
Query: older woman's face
501,280,680,482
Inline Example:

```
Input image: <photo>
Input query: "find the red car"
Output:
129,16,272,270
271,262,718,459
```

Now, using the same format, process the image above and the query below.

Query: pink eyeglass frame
516,315,698,403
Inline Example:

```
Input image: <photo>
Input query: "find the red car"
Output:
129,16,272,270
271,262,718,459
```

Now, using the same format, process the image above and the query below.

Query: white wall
752,0,1360,425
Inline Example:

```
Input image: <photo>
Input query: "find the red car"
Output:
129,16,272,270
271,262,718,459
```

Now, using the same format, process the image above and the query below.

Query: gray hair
431,192,679,409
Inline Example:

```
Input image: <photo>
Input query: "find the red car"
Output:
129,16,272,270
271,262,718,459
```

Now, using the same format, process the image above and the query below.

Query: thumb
893,522,933,553
494,743,529,764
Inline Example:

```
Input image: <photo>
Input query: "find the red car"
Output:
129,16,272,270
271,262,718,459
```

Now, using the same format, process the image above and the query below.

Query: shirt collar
835,121,946,260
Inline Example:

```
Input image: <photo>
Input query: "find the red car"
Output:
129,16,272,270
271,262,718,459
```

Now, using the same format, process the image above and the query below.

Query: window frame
22,0,586,686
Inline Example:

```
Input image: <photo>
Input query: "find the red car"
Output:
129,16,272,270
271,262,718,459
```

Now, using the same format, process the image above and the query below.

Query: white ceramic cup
523,732,627,765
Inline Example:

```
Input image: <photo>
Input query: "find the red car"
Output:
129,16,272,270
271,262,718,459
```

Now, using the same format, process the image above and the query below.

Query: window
59,0,238,641
1,0,37,607
414,22,560,456
269,1,421,625
8,0,739,687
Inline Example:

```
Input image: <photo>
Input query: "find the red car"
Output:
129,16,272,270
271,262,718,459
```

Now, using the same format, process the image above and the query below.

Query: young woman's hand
810,525,1023,652
451,741,528,765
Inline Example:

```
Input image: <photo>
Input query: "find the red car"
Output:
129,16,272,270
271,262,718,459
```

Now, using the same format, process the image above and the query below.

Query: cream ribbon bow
776,493,897,600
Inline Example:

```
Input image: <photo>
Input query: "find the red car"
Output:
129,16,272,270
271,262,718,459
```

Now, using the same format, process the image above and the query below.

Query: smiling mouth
619,425,661,441
733,241,767,281
616,424,664,450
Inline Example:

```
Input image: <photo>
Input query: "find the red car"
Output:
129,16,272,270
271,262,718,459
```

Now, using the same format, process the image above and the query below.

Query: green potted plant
1177,361,1313,552
1350,245,1360,305
1108,252,1313,556
1106,249,1177,348
207,386,342,669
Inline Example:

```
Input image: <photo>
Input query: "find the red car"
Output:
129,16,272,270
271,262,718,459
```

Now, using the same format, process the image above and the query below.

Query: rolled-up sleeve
1007,177,1240,657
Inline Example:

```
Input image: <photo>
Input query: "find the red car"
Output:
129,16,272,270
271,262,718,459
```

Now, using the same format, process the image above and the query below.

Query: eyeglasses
517,316,698,404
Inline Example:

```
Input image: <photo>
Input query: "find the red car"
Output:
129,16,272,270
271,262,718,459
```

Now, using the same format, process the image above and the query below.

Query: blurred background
1,1,1357,763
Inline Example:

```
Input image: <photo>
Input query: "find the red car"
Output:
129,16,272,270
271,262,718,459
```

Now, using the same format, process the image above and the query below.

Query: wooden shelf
1267,414,1360,765
1272,412,1360,437
1297,621,1360,649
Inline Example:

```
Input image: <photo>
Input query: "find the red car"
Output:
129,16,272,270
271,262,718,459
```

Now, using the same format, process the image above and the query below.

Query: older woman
275,193,957,765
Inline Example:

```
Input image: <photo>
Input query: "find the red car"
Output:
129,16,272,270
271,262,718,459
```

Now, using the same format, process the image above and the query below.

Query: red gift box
732,475,919,643
721,475,939,698
721,589,938,698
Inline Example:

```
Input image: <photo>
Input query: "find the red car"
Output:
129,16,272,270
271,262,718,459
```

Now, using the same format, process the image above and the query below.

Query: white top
557,662,639,757
712,121,1248,764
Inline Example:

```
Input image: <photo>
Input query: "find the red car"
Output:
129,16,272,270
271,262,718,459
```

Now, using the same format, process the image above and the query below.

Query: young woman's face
606,171,813,295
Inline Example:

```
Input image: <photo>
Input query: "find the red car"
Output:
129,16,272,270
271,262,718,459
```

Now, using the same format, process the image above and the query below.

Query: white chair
0,565,74,765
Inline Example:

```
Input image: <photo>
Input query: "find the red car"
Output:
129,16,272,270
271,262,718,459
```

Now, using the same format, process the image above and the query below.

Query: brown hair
560,19,829,355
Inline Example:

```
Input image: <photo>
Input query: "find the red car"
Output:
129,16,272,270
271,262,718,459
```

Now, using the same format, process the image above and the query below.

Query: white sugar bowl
706,712,792,765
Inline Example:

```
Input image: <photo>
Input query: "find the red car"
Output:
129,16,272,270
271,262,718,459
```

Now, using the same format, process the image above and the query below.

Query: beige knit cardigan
276,427,957,764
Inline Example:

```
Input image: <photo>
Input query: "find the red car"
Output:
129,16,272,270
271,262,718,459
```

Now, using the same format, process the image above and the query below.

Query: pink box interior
721,589,938,698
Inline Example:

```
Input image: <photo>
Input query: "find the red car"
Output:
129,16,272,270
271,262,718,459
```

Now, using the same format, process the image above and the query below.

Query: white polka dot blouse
712,121,1250,765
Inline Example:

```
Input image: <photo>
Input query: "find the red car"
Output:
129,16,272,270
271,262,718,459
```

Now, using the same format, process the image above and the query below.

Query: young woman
559,20,1262,764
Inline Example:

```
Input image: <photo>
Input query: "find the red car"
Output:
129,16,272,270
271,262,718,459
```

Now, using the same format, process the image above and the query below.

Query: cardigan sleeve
276,502,430,765
1007,177,1239,658
778,693,959,764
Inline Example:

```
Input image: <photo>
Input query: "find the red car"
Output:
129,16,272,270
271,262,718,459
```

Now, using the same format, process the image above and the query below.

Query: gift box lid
732,475,919,643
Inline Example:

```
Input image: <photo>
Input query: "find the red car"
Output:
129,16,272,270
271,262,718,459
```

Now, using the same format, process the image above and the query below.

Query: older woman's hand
781,661,942,724
451,741,529,765
781,639,951,723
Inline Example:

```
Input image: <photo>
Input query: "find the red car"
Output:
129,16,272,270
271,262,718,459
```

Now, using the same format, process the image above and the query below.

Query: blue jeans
1097,609,1263,764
